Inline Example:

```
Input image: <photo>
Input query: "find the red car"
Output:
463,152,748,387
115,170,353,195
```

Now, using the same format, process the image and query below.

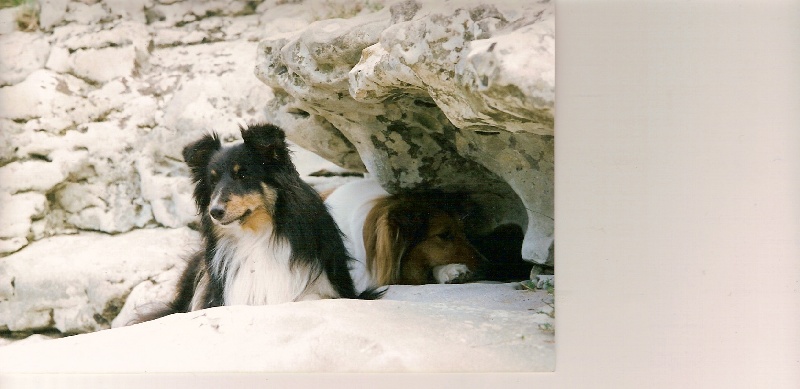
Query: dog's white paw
433,264,471,284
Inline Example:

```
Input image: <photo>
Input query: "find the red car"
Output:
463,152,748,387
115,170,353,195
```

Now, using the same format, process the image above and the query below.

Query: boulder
71,45,138,83
39,0,70,31
255,0,554,264
0,32,50,86
0,69,96,123
1,283,555,372
0,8,274,255
0,6,18,35
0,227,198,333
0,160,68,193
0,192,47,253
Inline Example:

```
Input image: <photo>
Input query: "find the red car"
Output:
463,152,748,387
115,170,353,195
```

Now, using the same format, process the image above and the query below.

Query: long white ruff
211,224,335,305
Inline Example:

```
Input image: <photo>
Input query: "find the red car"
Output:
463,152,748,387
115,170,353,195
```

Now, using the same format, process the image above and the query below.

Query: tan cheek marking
241,207,272,232
240,185,279,232
225,193,261,219
232,164,240,174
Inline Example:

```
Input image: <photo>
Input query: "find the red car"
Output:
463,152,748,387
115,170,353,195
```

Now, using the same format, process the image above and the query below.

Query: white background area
1,0,798,387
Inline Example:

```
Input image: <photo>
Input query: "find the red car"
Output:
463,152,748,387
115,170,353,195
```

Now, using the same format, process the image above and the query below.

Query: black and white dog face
182,124,295,233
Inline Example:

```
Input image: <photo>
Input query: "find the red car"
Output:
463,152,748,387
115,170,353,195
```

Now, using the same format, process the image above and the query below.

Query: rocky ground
0,0,555,372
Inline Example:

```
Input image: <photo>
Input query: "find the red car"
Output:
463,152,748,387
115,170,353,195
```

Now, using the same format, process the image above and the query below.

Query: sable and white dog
324,179,490,292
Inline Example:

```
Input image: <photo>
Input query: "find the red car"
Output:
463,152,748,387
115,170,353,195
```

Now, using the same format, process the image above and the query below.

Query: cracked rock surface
0,284,555,372
0,0,359,334
255,0,554,264
0,0,288,256
0,227,197,333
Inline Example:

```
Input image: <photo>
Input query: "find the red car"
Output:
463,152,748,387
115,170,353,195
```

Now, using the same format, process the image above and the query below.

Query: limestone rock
0,192,47,253
0,32,50,86
71,45,138,83
255,0,555,263
0,160,68,193
0,9,272,254
52,21,151,83
64,1,110,25
0,69,97,123
104,0,150,24
39,0,70,31
0,7,18,35
0,284,554,372
0,227,198,333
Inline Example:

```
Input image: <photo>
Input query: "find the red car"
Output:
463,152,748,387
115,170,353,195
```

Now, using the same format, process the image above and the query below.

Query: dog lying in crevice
325,179,533,292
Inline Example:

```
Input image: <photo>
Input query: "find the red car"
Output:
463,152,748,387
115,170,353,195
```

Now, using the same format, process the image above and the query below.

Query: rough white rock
0,160,68,193
0,192,47,254
255,0,555,264
1,284,554,372
135,158,197,228
0,227,199,333
64,1,109,25
0,69,96,122
0,1,296,254
110,263,184,328
71,45,138,83
0,6,19,35
0,32,50,86
0,333,59,348
154,40,273,155
104,0,150,24
39,0,70,31
44,46,71,73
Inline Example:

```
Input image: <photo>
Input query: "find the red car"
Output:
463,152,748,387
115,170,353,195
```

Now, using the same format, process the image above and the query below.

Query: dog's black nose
209,206,225,220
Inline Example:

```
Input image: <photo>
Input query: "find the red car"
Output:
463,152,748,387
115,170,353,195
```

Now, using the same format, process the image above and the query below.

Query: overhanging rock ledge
255,0,555,265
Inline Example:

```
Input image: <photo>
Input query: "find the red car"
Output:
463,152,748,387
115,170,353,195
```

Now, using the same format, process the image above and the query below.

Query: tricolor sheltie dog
325,179,493,292
137,124,382,322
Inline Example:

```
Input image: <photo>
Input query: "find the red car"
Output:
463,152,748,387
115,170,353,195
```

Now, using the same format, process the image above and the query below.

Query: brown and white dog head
363,192,490,285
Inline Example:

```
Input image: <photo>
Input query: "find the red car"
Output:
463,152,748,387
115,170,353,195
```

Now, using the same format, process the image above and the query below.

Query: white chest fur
212,226,305,306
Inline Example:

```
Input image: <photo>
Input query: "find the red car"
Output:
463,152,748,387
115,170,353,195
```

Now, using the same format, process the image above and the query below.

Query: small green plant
1,0,39,31
521,276,555,334
0,0,28,9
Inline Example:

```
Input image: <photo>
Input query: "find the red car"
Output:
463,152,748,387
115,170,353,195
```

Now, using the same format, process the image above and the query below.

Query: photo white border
2,0,799,387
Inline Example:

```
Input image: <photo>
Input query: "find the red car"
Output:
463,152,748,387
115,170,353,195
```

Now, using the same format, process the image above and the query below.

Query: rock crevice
255,0,554,263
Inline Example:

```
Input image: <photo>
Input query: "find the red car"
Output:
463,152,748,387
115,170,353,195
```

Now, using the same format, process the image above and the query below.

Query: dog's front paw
433,264,471,284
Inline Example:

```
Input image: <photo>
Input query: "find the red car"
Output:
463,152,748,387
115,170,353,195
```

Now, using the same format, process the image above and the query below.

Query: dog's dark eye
234,167,247,180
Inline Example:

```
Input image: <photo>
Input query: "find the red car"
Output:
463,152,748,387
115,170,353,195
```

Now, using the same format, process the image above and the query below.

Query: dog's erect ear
241,123,292,167
182,133,221,170
182,133,221,212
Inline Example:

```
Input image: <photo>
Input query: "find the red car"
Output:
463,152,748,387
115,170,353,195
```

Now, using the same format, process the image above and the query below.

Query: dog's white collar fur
324,179,389,294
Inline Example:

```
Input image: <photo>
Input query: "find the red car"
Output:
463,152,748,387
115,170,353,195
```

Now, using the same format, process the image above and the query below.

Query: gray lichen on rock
255,0,554,264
